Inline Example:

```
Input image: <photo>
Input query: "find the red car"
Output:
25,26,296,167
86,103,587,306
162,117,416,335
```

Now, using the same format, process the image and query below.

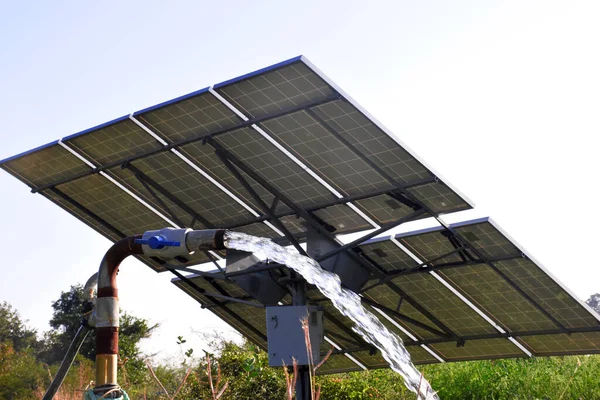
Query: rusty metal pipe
93,236,143,394
90,229,226,395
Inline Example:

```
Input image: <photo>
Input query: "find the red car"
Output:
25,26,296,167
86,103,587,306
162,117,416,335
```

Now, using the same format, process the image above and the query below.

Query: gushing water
224,231,438,400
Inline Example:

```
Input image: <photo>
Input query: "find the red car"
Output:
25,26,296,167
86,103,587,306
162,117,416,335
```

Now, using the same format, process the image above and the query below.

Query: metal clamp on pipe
83,272,98,326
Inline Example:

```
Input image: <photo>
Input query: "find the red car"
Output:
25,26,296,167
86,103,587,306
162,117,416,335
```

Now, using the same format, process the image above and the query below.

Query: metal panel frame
483,217,600,323
356,218,600,356
298,56,475,210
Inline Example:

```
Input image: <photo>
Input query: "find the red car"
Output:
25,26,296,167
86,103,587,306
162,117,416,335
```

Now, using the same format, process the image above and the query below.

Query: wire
42,324,91,400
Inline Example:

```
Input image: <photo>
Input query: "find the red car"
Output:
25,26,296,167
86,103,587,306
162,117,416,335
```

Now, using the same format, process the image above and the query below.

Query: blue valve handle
135,236,180,250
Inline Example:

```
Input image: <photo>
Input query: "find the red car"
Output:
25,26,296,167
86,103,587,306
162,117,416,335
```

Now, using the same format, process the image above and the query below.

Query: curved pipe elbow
97,236,143,297
93,229,225,391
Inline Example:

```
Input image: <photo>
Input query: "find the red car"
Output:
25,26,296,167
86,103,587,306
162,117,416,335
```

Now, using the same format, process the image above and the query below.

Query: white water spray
224,231,438,400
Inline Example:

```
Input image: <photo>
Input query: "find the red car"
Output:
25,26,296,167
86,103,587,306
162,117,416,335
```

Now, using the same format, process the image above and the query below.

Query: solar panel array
172,217,600,372
1,57,470,271
2,56,599,373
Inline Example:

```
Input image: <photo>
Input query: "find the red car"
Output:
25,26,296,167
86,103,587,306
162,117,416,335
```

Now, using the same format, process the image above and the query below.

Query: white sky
1,1,599,360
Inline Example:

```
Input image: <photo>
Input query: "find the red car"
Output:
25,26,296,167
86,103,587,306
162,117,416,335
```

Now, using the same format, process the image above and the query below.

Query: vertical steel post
291,272,311,400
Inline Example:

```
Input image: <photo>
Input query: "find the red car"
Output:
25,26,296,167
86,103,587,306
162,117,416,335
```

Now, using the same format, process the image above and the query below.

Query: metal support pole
292,275,311,400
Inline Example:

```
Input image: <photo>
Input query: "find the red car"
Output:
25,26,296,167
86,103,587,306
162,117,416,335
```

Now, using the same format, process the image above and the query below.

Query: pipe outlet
136,228,227,259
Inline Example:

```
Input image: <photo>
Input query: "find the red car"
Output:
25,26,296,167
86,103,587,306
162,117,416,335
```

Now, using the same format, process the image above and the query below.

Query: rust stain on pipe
97,235,143,299
96,327,119,354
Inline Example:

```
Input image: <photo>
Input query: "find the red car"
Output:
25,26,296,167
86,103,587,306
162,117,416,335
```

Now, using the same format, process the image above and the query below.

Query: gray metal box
306,228,370,292
266,306,323,367
226,249,287,305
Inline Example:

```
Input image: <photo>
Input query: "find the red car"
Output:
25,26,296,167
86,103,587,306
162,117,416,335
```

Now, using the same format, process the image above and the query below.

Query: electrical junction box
266,306,324,367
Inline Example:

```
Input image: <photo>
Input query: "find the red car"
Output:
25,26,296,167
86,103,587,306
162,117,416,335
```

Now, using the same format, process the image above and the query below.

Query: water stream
224,231,438,400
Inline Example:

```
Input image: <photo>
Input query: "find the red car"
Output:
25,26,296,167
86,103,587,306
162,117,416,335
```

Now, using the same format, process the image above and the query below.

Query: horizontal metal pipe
186,229,226,252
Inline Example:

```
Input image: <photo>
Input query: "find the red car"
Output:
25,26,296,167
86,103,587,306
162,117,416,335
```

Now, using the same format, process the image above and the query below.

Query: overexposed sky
1,1,599,360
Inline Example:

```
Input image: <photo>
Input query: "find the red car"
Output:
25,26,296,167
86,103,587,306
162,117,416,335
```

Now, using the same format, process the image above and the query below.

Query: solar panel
394,219,600,332
172,272,440,373
173,217,600,369
2,56,598,374
134,88,240,143
64,116,164,165
1,56,471,271
107,151,250,228
2,141,89,187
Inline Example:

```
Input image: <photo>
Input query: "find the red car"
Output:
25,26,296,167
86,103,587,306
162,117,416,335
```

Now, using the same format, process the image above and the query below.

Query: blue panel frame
450,217,490,229
62,114,130,142
213,55,304,89
132,86,210,116
0,139,60,165
1,55,305,165
359,217,492,246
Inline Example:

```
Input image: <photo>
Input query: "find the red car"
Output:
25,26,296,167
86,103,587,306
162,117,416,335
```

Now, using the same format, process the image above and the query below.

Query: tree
586,293,600,314
0,301,38,352
0,341,48,400
39,284,157,385
0,302,46,400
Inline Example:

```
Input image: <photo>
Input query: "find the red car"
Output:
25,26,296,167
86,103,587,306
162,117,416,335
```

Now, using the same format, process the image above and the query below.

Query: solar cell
56,174,169,237
519,333,600,355
64,116,164,165
363,287,447,340
354,195,416,226
494,258,598,329
406,181,471,215
429,338,525,361
363,346,438,366
175,275,267,335
398,226,466,265
133,89,240,143
52,173,213,270
178,142,286,215
309,100,432,185
314,302,370,355
261,110,392,197
107,151,250,228
235,222,284,239
41,189,124,242
452,220,520,259
359,238,419,272
440,264,557,332
389,218,600,333
215,127,335,208
2,142,89,187
214,61,335,120
386,273,498,337
312,204,374,234
316,355,362,374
